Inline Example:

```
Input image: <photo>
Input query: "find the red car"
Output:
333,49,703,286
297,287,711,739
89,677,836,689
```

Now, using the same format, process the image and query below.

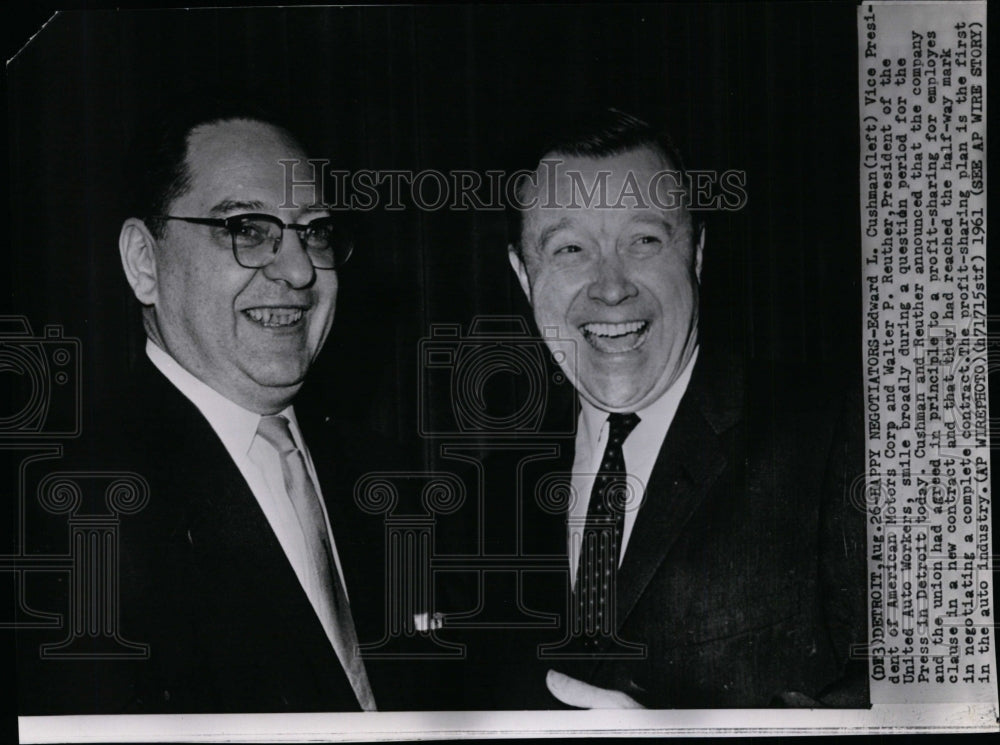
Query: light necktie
256,414,376,711
575,411,641,644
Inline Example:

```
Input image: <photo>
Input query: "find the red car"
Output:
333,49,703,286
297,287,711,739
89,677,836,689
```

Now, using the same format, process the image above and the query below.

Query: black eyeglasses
148,213,353,269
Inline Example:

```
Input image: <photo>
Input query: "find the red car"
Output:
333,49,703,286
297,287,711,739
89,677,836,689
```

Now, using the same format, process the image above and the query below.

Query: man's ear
507,244,532,302
119,218,159,305
694,222,705,282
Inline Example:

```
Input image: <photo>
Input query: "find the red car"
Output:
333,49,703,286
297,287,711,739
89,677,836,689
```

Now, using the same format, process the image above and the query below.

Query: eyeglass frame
146,213,354,270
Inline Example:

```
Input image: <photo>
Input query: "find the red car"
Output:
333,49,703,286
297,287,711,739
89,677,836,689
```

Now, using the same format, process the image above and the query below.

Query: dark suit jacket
439,347,868,709
16,356,412,714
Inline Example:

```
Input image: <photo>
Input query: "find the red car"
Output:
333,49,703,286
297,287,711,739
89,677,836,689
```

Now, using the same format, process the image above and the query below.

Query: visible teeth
580,320,649,353
245,307,304,327
580,320,647,338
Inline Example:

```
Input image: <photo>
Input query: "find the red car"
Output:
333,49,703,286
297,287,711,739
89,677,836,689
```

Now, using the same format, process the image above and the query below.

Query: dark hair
122,93,306,239
506,108,693,258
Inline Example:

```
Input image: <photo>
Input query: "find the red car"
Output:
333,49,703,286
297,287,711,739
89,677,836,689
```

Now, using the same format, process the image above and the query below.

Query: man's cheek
534,273,570,310
532,289,567,328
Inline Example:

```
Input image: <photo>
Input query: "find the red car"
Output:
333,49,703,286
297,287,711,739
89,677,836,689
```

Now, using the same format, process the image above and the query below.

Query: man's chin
245,363,310,394
576,379,651,413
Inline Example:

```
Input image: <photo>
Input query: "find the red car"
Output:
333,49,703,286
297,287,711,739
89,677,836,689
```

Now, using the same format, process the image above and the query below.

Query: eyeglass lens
227,215,349,269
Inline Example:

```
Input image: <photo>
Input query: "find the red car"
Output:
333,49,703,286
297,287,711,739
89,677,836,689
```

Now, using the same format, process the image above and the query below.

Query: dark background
3,0,999,738
4,3,862,454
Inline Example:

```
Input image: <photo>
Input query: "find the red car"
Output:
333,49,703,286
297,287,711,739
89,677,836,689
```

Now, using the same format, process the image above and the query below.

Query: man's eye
307,224,334,241
237,224,265,238
209,226,233,243
553,244,582,255
630,235,664,254
233,222,270,244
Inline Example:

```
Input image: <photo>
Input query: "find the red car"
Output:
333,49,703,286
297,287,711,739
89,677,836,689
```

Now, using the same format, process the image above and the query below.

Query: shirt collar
145,338,297,456
578,346,700,441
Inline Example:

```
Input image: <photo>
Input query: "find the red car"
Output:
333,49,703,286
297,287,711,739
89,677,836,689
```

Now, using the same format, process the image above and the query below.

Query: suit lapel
612,351,744,635
134,362,359,708
305,419,367,602
140,362,321,627
303,416,390,643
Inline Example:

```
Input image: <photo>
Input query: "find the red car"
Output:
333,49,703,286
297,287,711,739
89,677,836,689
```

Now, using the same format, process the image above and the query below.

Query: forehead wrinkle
183,119,308,202
299,205,332,220
208,199,267,216
628,212,675,231
535,216,574,248
532,209,634,252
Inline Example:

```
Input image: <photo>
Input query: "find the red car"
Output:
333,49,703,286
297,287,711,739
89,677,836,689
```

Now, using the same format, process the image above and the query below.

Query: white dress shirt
568,347,699,587
145,340,356,651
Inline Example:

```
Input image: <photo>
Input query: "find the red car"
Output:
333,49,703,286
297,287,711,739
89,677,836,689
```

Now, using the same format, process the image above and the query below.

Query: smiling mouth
579,320,649,353
243,307,305,328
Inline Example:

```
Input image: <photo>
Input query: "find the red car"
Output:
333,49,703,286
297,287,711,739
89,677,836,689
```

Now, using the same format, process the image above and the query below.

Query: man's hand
545,669,646,709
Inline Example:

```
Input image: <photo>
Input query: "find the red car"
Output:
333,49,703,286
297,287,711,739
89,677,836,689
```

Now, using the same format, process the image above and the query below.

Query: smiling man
500,109,868,709
16,102,393,714
121,118,340,415
511,145,702,416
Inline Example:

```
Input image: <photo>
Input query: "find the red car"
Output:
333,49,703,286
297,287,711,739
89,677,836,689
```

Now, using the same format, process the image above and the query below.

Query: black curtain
5,3,862,449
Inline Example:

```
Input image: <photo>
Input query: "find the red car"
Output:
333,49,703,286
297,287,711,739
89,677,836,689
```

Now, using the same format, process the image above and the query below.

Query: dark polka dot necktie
575,411,641,644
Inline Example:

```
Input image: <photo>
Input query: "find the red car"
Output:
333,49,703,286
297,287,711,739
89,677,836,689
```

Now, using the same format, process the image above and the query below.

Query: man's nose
262,229,315,288
587,254,638,305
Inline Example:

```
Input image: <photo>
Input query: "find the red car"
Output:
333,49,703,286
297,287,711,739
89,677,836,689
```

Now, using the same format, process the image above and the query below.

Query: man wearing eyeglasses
17,103,397,714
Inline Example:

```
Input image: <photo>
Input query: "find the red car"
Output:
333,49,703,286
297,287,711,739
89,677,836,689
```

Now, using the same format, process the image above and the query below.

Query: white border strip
18,705,1000,742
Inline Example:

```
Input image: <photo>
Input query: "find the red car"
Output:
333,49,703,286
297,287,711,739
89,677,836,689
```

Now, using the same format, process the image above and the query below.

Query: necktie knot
256,414,298,456
607,412,640,443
